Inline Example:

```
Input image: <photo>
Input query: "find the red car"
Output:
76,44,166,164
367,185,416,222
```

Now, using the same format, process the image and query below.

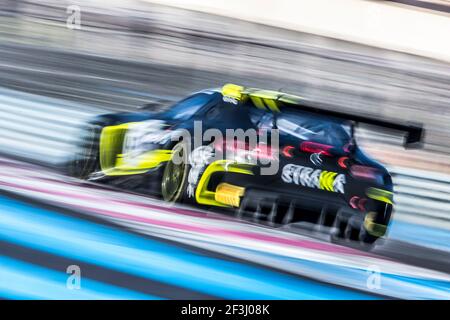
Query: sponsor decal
223,95,239,105
282,164,346,194
310,152,323,166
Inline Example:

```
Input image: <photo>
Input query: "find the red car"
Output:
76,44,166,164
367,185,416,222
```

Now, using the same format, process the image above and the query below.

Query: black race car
70,84,423,245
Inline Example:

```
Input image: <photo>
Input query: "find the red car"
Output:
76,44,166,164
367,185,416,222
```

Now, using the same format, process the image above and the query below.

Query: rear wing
222,84,424,149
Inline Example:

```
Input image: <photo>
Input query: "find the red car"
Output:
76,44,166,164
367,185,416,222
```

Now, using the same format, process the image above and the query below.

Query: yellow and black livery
69,84,423,246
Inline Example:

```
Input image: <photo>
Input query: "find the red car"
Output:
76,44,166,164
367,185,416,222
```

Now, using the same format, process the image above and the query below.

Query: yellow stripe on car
99,123,172,176
221,84,301,113
114,149,172,174
250,96,267,110
364,211,388,237
263,98,280,113
222,83,245,101
366,187,394,204
99,123,132,172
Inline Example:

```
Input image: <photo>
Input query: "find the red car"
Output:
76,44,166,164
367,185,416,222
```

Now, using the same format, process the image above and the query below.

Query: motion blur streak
0,256,159,300
0,0,449,300
388,220,450,252
0,87,99,163
0,195,376,300
0,158,449,299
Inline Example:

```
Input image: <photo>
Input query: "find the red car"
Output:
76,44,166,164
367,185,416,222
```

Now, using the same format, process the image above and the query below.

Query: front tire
161,142,190,203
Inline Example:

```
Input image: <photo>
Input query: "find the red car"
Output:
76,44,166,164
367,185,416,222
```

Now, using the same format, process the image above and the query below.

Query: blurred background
0,0,449,299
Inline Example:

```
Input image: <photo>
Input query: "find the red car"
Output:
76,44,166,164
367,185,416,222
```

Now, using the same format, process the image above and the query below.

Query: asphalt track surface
0,9,449,299
0,156,449,299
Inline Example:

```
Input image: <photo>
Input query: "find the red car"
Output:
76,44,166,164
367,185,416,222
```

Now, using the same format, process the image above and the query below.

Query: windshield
164,93,213,120
276,111,352,147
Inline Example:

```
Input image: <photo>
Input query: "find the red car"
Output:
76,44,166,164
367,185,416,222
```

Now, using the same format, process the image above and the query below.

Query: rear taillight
220,139,275,160
338,156,349,169
350,165,384,184
300,141,333,156
282,145,295,158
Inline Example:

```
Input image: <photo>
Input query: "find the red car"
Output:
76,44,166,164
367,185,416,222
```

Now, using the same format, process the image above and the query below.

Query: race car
70,84,423,245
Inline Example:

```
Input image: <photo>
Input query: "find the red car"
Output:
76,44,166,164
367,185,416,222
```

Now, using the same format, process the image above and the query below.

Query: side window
277,117,318,140
258,113,275,130
276,114,350,146
249,107,274,130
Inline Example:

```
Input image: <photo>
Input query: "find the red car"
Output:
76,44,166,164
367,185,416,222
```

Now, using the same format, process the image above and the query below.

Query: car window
165,93,213,120
276,112,351,146
248,107,274,129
